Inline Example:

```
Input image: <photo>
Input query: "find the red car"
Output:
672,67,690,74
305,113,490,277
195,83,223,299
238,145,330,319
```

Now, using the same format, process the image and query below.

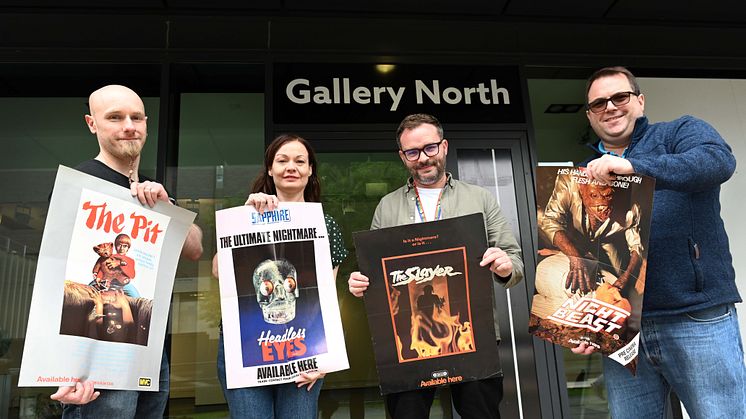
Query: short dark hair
251,134,321,202
395,113,444,149
585,66,641,103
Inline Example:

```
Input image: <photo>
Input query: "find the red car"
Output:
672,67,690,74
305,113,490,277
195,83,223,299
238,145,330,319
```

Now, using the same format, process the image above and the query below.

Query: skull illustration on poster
252,259,299,324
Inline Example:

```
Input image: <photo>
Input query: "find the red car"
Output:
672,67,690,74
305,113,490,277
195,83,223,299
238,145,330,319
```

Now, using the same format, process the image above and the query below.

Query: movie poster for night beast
530,167,654,371
353,213,499,394
19,166,196,391
216,202,348,388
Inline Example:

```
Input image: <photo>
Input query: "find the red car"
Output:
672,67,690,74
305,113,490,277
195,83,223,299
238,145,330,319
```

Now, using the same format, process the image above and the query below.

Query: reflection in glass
168,93,264,413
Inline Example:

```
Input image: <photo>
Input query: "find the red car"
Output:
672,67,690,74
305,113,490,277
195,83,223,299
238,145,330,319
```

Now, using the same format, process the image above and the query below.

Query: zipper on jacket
688,238,703,292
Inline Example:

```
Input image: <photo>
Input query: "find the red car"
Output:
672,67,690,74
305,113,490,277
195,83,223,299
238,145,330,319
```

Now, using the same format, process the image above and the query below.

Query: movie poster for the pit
353,213,499,395
19,165,196,391
216,202,349,388
530,167,654,370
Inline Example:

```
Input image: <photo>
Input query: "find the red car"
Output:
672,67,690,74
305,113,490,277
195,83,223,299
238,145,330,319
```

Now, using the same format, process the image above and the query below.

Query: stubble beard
411,158,445,186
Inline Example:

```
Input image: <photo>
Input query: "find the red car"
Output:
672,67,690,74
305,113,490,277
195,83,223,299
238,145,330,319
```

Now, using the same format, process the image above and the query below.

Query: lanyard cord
414,186,444,222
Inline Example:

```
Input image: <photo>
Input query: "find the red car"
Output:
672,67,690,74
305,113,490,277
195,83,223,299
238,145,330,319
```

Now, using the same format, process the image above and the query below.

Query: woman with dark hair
213,133,348,418
248,133,322,205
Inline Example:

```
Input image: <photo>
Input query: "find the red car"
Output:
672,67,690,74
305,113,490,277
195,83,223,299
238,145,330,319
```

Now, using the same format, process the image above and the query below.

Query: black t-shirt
74,160,175,203
75,159,155,190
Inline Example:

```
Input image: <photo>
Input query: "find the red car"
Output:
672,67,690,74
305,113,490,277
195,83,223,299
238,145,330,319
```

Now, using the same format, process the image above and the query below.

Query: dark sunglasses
587,91,640,114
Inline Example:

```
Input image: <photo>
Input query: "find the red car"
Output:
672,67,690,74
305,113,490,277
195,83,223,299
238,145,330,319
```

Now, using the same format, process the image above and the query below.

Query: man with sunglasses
575,66,745,418
347,113,524,419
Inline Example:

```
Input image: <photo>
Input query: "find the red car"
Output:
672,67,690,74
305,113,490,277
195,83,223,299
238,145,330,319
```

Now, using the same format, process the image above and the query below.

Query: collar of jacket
584,115,649,160
405,172,455,192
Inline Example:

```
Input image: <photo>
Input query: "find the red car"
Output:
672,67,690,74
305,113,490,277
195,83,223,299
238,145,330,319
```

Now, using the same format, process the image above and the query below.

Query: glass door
317,150,407,418
444,133,541,419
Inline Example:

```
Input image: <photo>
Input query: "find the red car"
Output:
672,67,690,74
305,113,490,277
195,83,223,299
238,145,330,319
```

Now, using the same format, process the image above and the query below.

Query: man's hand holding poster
215,202,348,388
353,213,500,395
530,167,654,372
19,166,196,390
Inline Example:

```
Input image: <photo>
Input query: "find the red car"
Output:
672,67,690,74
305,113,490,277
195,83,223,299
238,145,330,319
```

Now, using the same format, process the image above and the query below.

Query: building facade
2,3,746,418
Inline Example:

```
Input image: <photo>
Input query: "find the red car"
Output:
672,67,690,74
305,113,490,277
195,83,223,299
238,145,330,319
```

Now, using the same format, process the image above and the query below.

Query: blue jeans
602,303,746,419
217,332,322,419
62,350,169,419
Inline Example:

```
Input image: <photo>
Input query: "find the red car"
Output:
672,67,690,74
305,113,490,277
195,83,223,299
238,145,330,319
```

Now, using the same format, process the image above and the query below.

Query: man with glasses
347,113,524,419
575,66,745,418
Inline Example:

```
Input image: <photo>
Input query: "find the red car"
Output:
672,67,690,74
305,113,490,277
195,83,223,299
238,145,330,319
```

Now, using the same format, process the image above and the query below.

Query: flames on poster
382,247,475,363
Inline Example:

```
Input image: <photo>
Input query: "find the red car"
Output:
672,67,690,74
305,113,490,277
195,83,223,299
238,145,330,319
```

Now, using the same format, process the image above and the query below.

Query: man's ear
84,114,97,134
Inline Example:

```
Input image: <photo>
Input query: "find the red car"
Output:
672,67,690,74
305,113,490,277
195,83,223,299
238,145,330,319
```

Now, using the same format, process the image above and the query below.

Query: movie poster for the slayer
215,203,348,388
353,213,500,394
530,167,654,371
19,166,196,390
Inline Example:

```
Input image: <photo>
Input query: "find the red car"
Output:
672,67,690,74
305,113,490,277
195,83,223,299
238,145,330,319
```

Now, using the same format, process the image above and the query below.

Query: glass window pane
318,152,420,416
169,92,264,413
564,351,608,417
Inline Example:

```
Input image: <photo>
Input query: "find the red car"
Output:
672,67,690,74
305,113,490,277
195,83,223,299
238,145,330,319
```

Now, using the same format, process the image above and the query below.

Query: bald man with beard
50,85,203,418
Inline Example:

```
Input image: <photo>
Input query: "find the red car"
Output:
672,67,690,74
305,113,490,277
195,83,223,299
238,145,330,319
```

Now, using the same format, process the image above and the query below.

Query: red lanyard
414,186,444,222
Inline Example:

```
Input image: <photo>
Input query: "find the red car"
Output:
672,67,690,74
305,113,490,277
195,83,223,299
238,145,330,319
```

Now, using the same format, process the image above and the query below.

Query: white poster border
216,202,349,388
18,165,195,391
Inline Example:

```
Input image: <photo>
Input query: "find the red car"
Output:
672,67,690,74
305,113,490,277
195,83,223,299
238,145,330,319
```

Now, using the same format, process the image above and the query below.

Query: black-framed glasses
401,140,443,161
587,91,639,114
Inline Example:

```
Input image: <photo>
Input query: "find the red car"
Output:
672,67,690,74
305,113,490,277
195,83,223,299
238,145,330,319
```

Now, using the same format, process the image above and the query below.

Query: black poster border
354,213,501,394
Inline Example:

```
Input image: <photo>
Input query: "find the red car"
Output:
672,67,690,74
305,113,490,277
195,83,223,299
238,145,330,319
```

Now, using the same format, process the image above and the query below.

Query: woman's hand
245,193,279,213
295,371,325,391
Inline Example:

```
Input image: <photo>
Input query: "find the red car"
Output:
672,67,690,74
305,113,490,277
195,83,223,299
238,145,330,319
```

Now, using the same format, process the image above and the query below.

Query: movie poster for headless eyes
215,202,349,389
19,165,196,391
353,213,500,395
530,167,654,371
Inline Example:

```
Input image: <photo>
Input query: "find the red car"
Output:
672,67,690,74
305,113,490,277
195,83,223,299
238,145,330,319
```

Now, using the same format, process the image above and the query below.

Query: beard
104,137,144,161
119,140,143,159
410,157,446,186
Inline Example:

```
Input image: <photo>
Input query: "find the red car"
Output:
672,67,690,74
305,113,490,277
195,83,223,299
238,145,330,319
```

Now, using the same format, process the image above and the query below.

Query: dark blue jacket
582,115,741,317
